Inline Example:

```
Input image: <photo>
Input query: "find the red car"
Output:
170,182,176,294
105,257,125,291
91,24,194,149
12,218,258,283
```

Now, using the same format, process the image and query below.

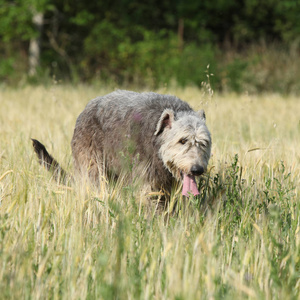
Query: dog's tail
31,138,69,183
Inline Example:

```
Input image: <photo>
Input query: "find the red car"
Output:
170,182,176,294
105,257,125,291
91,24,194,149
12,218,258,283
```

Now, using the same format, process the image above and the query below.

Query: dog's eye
179,138,187,145
195,140,206,148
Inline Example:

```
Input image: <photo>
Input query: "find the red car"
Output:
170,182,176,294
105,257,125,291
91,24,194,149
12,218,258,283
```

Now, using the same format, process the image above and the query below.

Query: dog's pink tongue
182,174,200,197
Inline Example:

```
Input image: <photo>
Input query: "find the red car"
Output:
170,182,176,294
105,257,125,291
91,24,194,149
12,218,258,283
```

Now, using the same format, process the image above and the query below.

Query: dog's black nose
191,165,204,176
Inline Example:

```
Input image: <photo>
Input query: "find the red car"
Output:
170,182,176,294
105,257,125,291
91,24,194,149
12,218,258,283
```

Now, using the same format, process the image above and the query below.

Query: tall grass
0,85,299,299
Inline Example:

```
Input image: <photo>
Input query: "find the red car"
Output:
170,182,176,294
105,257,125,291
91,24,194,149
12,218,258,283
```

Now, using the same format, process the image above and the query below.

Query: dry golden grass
0,84,299,299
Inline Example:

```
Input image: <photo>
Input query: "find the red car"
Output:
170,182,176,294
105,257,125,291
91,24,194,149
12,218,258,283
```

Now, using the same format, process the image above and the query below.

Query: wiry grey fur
71,90,212,199
32,90,211,204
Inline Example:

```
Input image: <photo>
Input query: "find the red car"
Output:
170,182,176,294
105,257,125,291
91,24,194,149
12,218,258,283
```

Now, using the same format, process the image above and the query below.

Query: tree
0,0,52,79
28,10,44,76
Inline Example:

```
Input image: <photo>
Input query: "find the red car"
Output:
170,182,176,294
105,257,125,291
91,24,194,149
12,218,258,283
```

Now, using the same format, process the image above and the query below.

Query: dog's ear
154,109,174,135
197,109,206,121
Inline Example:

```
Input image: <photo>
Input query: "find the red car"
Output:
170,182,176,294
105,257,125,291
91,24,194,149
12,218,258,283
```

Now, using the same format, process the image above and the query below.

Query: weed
0,86,299,299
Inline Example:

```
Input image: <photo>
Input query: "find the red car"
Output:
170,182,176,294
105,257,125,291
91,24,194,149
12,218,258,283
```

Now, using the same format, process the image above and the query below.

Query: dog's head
155,109,211,196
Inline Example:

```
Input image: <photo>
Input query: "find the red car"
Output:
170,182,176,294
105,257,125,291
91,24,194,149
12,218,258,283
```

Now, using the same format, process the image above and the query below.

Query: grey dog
33,90,211,202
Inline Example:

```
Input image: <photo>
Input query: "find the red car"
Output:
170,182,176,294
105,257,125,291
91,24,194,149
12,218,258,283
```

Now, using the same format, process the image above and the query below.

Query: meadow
0,84,299,299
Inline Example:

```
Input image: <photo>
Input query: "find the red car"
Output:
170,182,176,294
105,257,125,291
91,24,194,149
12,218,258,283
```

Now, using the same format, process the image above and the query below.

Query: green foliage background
1,0,300,92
